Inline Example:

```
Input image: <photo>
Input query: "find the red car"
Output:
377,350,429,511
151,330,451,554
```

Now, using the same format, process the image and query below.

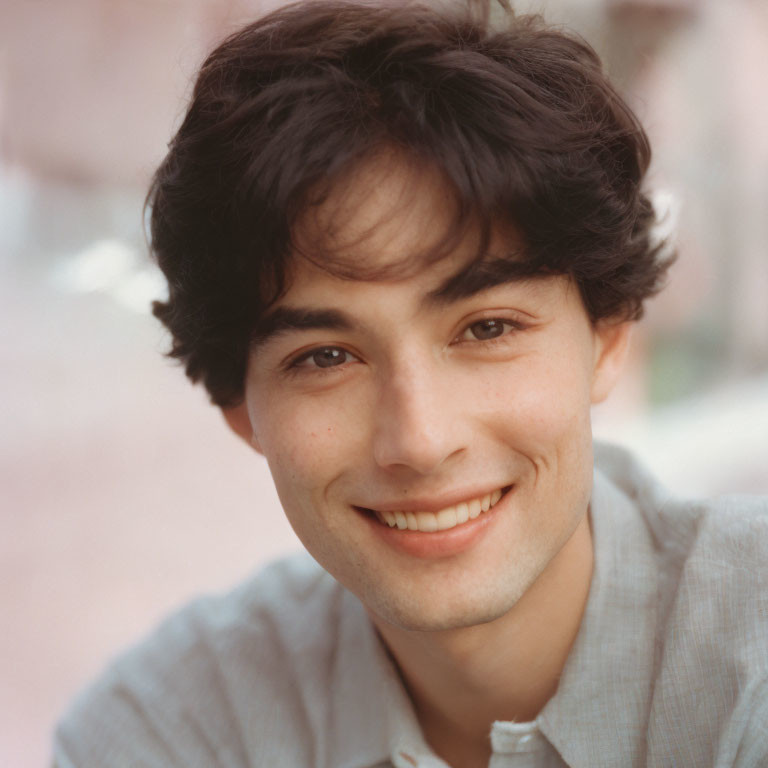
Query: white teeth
436,506,457,531
372,488,507,533
417,511,439,532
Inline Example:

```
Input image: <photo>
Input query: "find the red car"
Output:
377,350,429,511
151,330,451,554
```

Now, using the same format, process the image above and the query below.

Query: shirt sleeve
50,604,250,768
51,673,221,768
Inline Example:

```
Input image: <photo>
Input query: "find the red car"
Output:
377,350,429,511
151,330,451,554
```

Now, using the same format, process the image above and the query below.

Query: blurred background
1,0,766,765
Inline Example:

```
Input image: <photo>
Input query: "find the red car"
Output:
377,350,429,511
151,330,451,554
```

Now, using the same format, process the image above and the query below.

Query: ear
221,402,263,454
590,320,633,404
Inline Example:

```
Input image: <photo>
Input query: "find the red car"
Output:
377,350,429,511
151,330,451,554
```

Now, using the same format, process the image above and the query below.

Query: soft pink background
1,2,766,767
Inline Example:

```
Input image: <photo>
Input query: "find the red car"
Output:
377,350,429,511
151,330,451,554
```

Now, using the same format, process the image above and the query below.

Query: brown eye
467,319,506,340
310,347,348,368
290,346,359,371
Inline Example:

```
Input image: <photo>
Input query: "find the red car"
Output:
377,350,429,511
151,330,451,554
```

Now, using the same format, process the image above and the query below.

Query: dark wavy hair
148,0,672,407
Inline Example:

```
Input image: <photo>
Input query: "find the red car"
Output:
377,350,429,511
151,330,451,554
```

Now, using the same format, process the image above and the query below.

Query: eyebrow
251,307,353,350
427,255,543,305
251,255,543,350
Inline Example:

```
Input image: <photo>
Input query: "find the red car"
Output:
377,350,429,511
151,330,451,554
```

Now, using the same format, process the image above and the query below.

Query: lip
358,485,513,559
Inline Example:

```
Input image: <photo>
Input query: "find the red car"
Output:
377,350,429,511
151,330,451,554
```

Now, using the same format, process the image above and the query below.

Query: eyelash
283,315,528,375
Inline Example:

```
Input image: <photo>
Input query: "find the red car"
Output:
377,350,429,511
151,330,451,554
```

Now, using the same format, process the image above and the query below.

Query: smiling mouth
360,487,511,533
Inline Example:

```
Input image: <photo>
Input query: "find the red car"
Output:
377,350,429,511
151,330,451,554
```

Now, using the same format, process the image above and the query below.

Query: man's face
232,159,628,632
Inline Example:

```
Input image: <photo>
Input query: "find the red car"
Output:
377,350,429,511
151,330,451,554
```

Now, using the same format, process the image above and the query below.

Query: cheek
253,389,369,491
478,355,594,448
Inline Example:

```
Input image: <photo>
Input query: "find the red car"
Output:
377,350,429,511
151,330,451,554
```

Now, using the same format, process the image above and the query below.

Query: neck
372,512,593,768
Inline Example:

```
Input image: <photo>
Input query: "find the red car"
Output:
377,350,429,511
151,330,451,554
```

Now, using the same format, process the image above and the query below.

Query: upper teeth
374,488,503,532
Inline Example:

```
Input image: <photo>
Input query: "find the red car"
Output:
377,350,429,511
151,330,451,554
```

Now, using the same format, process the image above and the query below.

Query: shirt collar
328,587,441,768
538,452,661,766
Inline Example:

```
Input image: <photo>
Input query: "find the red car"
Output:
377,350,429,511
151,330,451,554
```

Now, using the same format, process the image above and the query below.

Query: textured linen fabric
52,443,768,767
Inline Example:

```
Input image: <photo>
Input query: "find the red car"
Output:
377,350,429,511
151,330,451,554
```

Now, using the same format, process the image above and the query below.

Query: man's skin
224,152,632,768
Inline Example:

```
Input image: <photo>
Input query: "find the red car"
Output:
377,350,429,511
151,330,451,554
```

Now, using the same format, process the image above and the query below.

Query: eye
460,318,517,342
292,346,358,370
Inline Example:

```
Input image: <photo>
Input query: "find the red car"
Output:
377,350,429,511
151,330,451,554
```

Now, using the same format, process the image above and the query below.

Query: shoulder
53,553,344,768
594,440,768,567
595,441,768,621
594,443,768,764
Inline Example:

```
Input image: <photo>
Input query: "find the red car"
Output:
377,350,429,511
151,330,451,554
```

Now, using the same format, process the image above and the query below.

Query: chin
366,580,528,634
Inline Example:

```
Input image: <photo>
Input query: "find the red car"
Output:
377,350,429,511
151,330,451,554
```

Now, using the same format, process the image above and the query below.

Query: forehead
291,149,521,283
251,251,581,358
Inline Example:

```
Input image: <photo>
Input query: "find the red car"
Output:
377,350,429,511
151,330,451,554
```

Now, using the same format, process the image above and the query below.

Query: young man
54,2,767,766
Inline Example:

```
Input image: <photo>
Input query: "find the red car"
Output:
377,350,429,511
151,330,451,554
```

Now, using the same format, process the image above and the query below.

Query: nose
372,359,466,475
